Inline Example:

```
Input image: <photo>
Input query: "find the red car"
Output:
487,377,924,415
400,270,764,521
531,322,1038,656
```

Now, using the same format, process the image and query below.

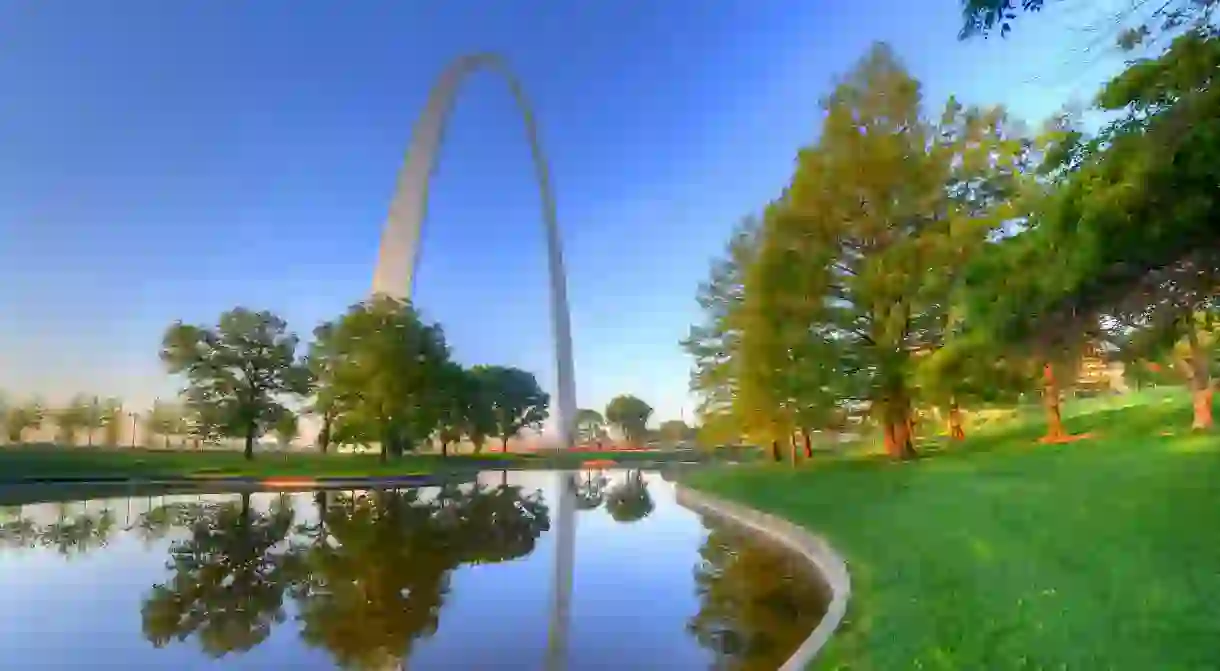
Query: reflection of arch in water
370,52,576,450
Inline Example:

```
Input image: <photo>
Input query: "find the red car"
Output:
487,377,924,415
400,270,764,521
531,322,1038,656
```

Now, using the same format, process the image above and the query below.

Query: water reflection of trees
574,471,611,511
604,471,654,523
0,505,118,554
688,525,829,671
141,493,296,657
128,484,549,667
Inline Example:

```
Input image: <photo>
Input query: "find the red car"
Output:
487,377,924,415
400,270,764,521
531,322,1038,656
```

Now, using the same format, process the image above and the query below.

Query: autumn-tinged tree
161,308,310,460
681,216,760,445
273,411,299,450
473,365,550,452
739,43,1032,458
311,297,452,461
605,394,654,445
4,399,44,443
145,400,187,449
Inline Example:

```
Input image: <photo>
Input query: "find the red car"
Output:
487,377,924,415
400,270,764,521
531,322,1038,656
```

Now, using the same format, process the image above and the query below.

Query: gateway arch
371,52,576,452
369,53,577,671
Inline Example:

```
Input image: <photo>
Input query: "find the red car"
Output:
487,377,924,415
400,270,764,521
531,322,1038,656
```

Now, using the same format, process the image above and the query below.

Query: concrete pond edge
674,485,852,671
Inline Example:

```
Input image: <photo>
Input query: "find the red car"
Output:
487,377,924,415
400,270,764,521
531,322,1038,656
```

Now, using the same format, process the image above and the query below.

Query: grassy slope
687,391,1220,670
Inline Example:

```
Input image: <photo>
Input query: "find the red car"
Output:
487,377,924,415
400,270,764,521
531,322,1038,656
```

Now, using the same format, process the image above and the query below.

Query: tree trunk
501,435,509,453
883,398,918,460
802,429,813,459
1042,362,1066,440
441,440,449,458
789,433,799,466
163,435,170,449
1184,324,1214,431
318,414,332,454
501,469,508,487
948,400,965,440
770,439,781,462
243,423,256,461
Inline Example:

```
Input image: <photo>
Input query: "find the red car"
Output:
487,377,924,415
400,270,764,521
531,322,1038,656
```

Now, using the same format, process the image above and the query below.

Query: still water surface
0,470,827,670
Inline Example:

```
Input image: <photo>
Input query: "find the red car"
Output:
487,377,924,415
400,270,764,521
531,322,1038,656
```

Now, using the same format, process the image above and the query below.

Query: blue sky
0,1,1134,424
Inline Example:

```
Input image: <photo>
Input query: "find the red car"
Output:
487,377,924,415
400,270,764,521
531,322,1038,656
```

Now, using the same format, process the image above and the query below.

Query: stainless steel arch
370,52,577,453
369,54,576,671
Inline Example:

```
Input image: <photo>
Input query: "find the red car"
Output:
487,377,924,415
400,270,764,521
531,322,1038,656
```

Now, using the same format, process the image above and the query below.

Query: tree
311,296,452,462
97,398,124,447
145,401,185,449
4,399,44,443
959,0,1217,41
738,44,1031,459
574,408,607,445
658,419,693,446
303,321,340,455
681,216,761,446
273,411,299,450
52,395,91,446
473,365,550,452
434,363,473,457
161,308,310,460
605,395,653,445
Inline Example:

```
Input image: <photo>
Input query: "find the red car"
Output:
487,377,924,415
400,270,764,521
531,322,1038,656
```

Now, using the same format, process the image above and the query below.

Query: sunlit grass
687,391,1220,670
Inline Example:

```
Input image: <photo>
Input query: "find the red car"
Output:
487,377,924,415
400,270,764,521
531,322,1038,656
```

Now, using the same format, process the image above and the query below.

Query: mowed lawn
687,393,1220,670
0,444,714,481
0,445,517,481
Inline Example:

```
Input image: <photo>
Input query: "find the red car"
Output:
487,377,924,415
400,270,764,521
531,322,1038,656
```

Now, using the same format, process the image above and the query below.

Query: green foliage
658,419,693,445
52,395,92,446
574,408,606,445
161,308,310,460
4,399,45,443
145,401,187,449
604,394,654,444
681,216,760,442
471,365,550,450
273,411,299,449
958,0,1045,39
309,296,451,460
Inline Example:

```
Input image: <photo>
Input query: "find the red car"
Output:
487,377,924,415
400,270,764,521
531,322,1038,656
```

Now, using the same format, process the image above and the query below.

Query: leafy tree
574,471,611,511
658,419,693,445
681,216,760,446
958,0,1045,39
161,308,310,460
434,363,474,457
739,44,1031,458
311,296,452,461
39,510,117,557
303,321,340,454
605,394,654,445
145,400,186,449
4,399,44,443
473,365,550,452
574,408,607,445
97,398,124,447
959,0,1217,42
52,395,91,446
273,411,299,450
142,494,296,657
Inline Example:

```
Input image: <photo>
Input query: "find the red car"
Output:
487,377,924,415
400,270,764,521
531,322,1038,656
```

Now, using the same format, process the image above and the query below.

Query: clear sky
0,0,1134,424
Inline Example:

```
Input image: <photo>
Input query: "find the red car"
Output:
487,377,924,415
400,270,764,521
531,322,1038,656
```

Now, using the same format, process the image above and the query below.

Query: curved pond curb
675,485,851,671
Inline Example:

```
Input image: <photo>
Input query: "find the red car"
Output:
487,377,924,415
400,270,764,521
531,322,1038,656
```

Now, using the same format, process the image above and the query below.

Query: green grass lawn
0,443,730,482
686,392,1220,670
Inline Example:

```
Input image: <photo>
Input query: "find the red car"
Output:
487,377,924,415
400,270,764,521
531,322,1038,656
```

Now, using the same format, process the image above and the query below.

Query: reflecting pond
0,470,828,670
